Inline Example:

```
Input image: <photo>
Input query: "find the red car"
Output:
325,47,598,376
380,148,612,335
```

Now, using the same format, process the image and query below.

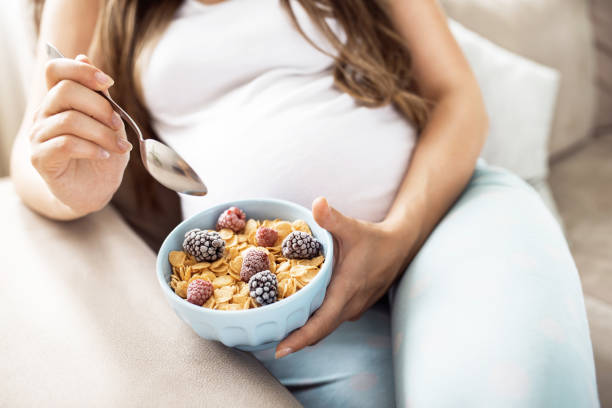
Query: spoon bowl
141,139,207,196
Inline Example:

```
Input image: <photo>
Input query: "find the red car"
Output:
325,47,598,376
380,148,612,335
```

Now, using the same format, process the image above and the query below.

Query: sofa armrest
0,179,299,407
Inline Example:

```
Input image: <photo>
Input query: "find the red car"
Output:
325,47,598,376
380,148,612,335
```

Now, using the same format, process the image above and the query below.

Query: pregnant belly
153,69,417,222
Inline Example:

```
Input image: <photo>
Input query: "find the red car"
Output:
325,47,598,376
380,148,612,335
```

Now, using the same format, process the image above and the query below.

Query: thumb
312,197,358,240
275,284,345,358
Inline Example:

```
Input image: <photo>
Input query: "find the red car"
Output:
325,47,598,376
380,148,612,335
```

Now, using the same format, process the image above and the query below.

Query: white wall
0,0,36,176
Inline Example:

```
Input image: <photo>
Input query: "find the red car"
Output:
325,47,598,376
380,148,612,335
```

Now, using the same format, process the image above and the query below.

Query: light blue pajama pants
256,162,599,407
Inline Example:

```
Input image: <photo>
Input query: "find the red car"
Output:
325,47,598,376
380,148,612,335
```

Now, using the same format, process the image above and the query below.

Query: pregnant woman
11,0,598,406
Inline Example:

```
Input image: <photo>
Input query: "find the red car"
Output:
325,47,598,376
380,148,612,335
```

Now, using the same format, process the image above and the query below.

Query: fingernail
98,149,110,159
324,199,332,217
117,138,132,152
95,71,114,87
111,112,123,130
319,198,331,221
275,347,293,359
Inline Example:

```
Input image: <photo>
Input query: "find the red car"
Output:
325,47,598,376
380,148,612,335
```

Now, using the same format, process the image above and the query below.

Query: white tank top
142,0,417,222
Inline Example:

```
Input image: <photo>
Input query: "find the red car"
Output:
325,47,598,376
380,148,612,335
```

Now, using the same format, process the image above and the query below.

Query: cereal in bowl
168,207,325,310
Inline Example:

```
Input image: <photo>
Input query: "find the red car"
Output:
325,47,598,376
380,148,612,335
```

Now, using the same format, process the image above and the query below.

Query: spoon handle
96,90,145,142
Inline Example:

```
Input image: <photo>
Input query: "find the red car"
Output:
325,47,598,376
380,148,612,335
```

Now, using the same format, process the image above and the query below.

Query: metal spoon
46,43,208,196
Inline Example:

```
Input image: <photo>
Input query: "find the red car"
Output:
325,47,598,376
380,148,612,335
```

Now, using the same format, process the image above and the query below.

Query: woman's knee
390,164,598,407
391,264,597,407
394,333,599,407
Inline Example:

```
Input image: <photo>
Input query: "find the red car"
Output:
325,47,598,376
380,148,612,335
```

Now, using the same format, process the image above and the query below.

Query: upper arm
27,0,102,109
387,0,478,101
38,0,102,58
10,0,102,193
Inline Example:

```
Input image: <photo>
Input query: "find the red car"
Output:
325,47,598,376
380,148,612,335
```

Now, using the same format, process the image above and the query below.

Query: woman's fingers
275,290,345,359
275,201,366,358
40,79,120,130
31,134,112,172
312,197,360,242
45,57,114,91
274,251,363,358
32,110,131,154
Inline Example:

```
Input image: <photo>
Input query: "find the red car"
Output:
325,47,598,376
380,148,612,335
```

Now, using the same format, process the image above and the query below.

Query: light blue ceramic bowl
156,198,333,351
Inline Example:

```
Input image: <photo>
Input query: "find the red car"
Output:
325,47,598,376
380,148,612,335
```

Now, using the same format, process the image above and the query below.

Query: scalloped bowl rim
156,198,334,316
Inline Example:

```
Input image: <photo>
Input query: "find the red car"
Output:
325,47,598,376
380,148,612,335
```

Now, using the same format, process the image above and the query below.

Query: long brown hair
34,0,429,250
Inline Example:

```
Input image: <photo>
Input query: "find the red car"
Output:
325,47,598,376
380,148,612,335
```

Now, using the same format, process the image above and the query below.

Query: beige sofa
0,179,301,407
0,0,608,406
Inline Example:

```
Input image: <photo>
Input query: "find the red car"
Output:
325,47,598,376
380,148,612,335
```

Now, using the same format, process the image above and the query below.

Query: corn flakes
168,218,324,310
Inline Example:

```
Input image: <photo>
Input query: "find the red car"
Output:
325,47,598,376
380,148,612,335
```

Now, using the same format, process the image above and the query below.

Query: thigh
390,164,599,408
256,300,396,408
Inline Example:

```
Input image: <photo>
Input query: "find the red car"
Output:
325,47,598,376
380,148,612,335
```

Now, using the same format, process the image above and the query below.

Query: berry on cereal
187,279,213,306
281,231,321,259
169,217,325,310
249,270,278,306
240,248,270,282
183,229,225,262
255,227,278,247
216,206,246,232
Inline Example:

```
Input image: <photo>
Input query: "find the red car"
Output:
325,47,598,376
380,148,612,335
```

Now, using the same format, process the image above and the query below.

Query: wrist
46,186,111,220
379,195,426,246
50,196,93,220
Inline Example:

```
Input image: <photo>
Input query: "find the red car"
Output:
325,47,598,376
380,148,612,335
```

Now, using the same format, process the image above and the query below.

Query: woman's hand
28,55,131,216
275,197,418,359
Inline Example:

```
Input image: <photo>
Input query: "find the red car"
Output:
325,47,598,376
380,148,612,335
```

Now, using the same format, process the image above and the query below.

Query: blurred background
0,0,610,405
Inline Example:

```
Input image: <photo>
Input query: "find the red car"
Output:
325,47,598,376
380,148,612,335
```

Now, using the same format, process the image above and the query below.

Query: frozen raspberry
183,229,225,262
187,279,213,306
255,227,278,247
240,248,270,282
249,270,277,306
216,206,246,232
282,231,321,259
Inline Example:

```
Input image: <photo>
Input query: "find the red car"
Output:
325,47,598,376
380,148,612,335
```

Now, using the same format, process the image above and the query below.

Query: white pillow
449,20,560,182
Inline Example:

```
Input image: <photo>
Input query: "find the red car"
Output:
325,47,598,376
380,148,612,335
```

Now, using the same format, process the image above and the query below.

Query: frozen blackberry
240,248,270,282
182,229,225,262
248,270,277,306
187,279,213,306
216,206,246,232
255,227,278,247
281,231,321,259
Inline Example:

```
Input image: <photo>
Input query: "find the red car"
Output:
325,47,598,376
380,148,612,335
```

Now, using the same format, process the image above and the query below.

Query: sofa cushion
0,179,299,407
450,20,560,183
441,0,597,157
591,0,612,132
